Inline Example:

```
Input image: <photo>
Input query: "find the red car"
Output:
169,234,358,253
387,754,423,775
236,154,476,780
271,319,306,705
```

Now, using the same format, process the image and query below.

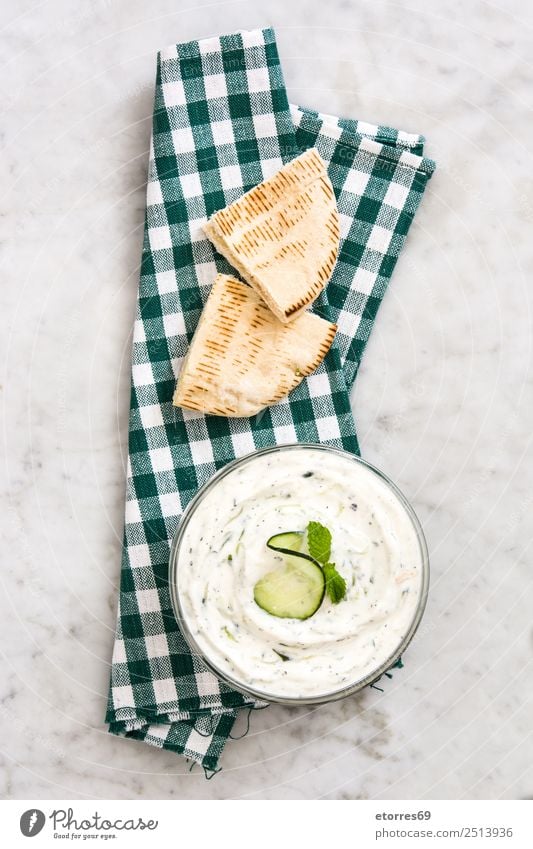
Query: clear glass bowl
169,443,430,705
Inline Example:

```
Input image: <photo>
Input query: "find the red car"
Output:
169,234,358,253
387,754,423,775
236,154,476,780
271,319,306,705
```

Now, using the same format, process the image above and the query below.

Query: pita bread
203,149,339,324
173,274,336,417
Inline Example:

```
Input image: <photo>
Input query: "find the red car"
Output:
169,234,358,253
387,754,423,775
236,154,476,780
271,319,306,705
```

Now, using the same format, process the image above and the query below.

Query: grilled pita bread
173,274,336,417
203,149,339,324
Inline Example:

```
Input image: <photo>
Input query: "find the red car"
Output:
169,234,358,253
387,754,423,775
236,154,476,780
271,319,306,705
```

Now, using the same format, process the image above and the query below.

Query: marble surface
1,0,532,801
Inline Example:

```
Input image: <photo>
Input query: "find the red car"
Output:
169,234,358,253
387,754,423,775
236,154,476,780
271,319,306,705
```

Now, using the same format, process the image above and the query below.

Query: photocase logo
20,809,46,837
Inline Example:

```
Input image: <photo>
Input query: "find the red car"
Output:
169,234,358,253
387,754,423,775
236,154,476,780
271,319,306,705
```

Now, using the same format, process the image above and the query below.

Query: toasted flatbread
203,149,339,324
173,274,336,417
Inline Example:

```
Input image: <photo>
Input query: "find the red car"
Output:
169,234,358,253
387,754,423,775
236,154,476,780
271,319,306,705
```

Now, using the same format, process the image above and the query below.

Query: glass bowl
169,443,430,705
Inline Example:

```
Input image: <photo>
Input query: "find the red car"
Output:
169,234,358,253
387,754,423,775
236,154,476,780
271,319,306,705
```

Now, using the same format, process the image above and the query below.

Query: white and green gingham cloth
106,27,435,772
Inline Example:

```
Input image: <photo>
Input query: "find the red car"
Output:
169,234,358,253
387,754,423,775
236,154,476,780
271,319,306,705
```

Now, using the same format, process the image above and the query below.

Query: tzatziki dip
173,445,428,701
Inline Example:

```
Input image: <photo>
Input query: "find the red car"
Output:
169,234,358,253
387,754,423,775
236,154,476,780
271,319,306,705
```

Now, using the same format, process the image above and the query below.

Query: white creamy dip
175,446,427,700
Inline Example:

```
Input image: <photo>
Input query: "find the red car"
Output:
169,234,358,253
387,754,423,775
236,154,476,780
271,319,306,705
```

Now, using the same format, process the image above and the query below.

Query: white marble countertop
1,0,532,800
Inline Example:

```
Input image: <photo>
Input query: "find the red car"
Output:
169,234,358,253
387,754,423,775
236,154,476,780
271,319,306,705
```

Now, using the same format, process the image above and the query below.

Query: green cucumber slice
266,531,304,553
254,553,325,620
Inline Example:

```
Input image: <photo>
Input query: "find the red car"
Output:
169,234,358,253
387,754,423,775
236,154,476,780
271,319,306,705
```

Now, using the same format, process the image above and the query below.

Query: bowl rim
168,443,430,705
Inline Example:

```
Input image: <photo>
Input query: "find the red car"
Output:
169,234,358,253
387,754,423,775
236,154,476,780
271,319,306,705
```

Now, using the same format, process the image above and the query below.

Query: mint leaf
323,562,347,604
307,521,331,564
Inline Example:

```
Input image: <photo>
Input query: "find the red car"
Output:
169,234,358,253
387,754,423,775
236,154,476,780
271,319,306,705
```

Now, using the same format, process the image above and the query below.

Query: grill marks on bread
203,149,340,324
172,275,336,417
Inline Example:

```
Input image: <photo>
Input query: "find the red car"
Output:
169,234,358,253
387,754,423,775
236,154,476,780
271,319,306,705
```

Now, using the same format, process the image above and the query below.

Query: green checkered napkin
106,27,435,772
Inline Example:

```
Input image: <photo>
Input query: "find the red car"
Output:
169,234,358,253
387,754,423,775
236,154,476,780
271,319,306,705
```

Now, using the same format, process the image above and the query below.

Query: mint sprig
306,521,347,604
307,521,331,564
323,562,347,604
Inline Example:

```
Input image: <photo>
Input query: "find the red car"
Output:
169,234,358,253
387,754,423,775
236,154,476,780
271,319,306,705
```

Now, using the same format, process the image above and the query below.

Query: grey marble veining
1,0,532,800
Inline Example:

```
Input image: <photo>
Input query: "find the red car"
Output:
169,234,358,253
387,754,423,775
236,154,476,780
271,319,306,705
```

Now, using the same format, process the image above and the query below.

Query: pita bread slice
203,148,339,324
173,274,336,417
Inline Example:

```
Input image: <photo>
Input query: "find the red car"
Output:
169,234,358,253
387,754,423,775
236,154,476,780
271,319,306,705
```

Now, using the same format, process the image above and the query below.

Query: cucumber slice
266,531,304,553
254,554,325,620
